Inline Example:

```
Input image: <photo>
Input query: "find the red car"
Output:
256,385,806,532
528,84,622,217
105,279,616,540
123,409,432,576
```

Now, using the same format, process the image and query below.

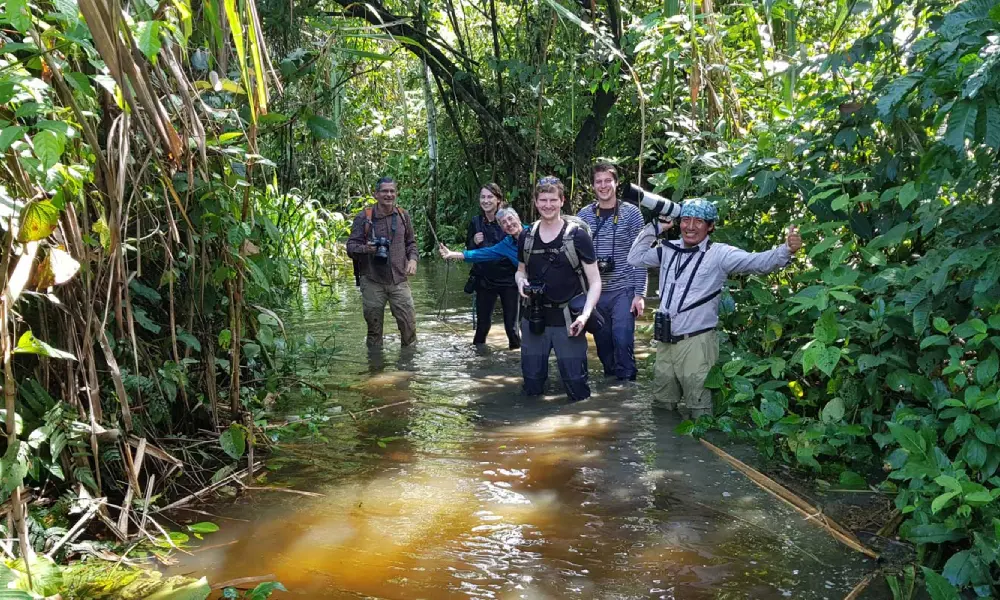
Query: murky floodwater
173,264,875,599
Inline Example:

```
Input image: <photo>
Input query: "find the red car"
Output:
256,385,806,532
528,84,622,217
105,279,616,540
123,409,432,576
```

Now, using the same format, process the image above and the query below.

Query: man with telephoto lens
515,176,602,401
347,176,419,349
576,162,646,382
627,199,803,419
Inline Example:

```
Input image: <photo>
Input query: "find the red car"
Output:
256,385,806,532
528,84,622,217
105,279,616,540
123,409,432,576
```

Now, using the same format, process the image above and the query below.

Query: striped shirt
577,201,646,295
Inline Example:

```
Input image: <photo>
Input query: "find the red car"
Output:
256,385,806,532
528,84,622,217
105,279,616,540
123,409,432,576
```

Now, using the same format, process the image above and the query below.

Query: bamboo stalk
153,461,264,514
700,439,879,560
844,571,877,600
46,498,104,559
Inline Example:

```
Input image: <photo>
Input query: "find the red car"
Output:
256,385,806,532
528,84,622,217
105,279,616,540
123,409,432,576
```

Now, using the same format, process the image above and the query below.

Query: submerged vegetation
0,0,999,594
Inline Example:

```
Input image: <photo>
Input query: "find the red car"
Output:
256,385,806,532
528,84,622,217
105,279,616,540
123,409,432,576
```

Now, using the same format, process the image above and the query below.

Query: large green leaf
908,524,963,544
897,181,918,209
942,550,986,587
976,352,998,386
247,582,287,600
877,73,921,118
942,0,996,39
821,398,845,423
7,556,63,596
12,331,76,360
33,129,65,170
0,440,29,494
944,100,978,152
306,115,339,139
0,126,26,151
813,310,838,344
219,423,246,460
187,521,220,534
921,567,960,600
143,577,211,600
17,199,60,242
6,0,31,32
137,20,163,61
887,422,928,460
984,101,1000,150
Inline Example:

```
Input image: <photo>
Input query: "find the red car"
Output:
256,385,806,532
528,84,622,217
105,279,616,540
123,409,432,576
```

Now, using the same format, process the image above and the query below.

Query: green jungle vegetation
0,0,998,595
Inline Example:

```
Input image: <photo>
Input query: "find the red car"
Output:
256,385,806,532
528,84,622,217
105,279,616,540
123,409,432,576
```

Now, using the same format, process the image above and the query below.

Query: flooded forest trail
174,265,874,599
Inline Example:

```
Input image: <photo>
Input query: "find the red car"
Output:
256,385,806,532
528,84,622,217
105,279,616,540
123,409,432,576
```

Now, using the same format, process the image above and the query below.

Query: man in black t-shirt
514,176,602,401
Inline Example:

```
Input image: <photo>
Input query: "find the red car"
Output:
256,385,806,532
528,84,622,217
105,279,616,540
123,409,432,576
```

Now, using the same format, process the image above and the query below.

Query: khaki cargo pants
359,277,417,348
653,331,718,419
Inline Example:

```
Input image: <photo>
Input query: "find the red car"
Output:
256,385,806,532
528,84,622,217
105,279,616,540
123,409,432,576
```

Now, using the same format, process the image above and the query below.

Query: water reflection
173,267,875,599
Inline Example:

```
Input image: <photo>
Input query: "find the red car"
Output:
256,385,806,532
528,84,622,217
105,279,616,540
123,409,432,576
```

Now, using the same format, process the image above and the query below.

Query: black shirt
467,215,516,289
517,221,596,306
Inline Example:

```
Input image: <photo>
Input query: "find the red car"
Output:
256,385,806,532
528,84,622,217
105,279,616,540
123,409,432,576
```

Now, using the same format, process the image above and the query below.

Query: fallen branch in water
700,439,879,560
337,399,415,420
153,461,264,514
238,485,324,497
45,497,104,559
694,501,826,566
191,539,239,554
844,571,878,600
211,574,277,590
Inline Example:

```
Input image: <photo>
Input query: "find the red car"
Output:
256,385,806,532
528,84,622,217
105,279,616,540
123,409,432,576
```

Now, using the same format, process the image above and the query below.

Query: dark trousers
520,319,590,401
593,287,637,380
474,286,521,349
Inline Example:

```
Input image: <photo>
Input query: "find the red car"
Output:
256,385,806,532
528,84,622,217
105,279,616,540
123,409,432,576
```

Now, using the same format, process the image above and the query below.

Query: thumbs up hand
786,226,803,253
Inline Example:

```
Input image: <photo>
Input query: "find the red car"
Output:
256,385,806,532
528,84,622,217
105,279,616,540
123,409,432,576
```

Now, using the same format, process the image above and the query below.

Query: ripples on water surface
173,266,875,599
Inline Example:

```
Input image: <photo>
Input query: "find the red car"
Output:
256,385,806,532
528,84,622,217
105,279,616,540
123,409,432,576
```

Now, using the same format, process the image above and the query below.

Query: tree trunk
423,59,439,253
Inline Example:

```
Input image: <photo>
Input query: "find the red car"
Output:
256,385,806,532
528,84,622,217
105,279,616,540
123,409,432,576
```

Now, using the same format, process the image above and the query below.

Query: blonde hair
534,176,565,199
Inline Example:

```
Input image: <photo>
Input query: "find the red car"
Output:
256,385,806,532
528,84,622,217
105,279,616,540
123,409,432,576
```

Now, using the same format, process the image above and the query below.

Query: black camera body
523,283,547,335
597,256,615,275
371,236,391,262
653,311,672,343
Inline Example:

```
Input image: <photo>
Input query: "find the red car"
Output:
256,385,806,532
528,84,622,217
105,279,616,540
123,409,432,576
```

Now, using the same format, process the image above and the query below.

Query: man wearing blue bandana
628,199,803,418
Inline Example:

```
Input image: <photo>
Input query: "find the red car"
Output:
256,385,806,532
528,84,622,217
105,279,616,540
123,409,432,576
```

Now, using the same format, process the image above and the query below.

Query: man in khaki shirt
346,177,419,348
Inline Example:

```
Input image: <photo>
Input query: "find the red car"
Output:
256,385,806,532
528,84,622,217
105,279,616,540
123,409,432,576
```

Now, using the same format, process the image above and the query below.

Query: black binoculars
654,311,672,343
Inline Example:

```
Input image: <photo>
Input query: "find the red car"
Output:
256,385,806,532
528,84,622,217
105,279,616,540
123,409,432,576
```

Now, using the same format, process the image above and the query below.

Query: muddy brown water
172,264,876,599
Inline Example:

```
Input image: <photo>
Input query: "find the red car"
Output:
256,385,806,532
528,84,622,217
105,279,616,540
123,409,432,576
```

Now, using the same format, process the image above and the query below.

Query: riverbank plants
3,0,1000,594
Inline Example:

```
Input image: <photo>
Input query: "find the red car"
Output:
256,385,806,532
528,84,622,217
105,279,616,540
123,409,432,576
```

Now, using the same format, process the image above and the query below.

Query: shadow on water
172,264,876,599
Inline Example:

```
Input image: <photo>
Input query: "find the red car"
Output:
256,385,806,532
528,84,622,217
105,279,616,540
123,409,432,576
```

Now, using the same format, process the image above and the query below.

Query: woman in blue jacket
440,205,525,348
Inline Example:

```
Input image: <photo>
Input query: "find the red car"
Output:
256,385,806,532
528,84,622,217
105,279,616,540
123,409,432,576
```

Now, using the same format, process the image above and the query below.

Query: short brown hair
592,162,618,184
535,175,565,199
481,182,504,205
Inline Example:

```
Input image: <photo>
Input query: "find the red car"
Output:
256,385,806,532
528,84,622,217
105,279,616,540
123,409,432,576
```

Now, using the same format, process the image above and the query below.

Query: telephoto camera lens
623,184,682,219
525,284,547,335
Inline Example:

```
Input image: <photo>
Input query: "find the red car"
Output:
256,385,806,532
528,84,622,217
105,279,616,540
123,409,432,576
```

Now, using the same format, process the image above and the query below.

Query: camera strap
590,203,619,250
657,240,716,316
364,206,399,244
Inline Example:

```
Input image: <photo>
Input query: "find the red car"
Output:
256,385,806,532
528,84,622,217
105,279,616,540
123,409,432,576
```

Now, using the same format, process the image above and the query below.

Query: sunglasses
537,176,561,186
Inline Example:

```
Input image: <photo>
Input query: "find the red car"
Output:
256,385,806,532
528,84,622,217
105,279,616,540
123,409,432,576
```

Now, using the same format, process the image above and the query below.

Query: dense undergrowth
2,0,1000,594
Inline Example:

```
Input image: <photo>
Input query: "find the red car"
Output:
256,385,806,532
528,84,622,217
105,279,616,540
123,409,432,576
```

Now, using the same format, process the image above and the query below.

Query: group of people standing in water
347,164,804,419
